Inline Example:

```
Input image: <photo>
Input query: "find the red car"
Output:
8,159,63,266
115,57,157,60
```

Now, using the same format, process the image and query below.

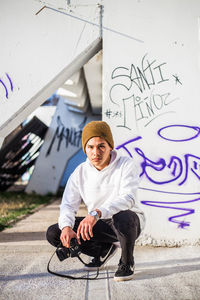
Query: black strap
47,249,99,280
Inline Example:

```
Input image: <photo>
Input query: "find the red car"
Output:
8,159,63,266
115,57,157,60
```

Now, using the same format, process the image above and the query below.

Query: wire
47,249,99,280
37,5,144,43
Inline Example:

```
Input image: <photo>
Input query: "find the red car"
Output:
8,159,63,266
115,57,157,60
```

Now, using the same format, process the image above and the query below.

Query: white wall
2,0,200,244
0,0,100,139
103,0,200,245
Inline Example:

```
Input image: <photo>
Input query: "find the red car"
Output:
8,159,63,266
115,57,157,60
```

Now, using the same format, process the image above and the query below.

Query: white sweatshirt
59,150,145,231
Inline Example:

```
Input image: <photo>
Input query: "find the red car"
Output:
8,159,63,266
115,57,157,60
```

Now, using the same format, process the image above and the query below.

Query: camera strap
47,249,99,280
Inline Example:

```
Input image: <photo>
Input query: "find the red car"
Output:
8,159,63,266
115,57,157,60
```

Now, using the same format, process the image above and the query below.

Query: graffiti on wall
0,73,14,100
46,116,86,156
105,53,182,128
116,124,200,228
105,53,200,230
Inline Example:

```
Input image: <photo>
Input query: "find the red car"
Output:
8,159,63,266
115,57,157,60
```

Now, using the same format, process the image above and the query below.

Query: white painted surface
26,106,56,126
58,69,89,112
84,50,102,114
103,0,200,243
1,0,200,243
0,0,100,138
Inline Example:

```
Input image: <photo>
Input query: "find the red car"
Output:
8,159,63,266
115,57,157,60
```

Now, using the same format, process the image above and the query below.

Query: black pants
46,210,140,266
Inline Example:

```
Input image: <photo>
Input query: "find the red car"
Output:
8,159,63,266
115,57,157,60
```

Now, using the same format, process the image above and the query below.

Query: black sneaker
114,262,134,282
84,244,117,271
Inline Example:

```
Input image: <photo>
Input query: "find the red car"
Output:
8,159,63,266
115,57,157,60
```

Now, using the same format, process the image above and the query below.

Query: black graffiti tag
46,116,82,156
108,54,181,128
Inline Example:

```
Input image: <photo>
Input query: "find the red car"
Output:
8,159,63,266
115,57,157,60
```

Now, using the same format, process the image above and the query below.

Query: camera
56,238,81,261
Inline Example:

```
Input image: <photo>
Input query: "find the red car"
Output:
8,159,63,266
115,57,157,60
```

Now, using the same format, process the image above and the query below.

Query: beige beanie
82,121,114,153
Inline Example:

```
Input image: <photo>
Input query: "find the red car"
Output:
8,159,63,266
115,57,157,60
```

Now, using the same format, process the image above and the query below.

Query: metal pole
98,4,103,38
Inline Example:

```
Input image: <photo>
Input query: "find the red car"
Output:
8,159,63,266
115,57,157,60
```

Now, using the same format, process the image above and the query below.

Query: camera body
56,238,81,261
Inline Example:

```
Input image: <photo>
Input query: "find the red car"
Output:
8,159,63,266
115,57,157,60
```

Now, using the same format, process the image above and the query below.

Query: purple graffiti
6,73,13,92
0,79,8,98
158,124,200,142
116,124,200,228
116,136,142,157
135,149,200,186
116,125,200,186
0,73,14,99
139,188,200,228
136,148,185,185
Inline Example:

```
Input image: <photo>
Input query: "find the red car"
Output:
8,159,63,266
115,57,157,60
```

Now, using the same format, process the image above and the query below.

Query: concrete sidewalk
0,199,200,300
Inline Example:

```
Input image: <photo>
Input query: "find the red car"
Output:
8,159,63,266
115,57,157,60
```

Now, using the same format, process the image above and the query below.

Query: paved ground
0,199,200,300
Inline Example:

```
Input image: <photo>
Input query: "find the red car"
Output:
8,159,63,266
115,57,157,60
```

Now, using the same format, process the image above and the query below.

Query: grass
0,191,53,231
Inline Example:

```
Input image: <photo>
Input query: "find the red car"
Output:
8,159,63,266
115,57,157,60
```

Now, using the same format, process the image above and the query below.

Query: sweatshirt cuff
58,219,74,230
98,207,110,219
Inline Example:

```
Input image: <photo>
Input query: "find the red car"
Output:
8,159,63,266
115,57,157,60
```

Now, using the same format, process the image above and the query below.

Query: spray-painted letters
106,54,181,128
116,124,200,228
46,116,82,156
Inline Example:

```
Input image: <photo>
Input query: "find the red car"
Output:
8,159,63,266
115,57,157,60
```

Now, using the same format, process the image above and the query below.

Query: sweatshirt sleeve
98,158,140,219
58,169,82,230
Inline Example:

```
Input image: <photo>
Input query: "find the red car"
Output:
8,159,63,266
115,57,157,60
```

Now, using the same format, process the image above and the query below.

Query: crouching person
46,121,145,282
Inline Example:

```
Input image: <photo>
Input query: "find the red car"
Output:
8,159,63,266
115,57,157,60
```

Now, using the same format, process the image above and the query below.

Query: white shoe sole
114,273,134,282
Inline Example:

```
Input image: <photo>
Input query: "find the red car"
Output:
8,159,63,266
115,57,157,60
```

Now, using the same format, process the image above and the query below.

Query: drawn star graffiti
173,74,182,85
